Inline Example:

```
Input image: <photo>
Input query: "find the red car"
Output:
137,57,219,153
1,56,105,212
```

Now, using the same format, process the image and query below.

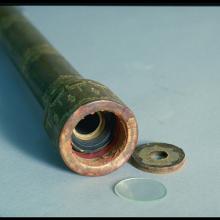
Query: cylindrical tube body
0,6,83,107
0,6,138,176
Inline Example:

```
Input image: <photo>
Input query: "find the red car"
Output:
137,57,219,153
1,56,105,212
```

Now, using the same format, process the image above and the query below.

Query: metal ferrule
0,6,138,176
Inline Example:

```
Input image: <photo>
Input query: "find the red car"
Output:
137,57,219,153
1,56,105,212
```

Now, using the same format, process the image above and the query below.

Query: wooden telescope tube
0,6,138,176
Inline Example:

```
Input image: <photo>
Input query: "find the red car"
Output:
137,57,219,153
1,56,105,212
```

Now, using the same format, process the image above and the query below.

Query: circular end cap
131,142,186,174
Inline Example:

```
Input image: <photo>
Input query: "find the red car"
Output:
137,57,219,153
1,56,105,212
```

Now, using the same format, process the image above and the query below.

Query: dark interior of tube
71,111,116,154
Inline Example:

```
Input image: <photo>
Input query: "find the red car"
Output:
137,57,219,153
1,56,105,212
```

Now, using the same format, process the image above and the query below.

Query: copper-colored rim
59,100,138,176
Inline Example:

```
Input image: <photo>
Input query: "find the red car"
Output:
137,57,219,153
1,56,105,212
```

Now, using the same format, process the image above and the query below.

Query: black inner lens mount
75,112,100,135
71,112,116,153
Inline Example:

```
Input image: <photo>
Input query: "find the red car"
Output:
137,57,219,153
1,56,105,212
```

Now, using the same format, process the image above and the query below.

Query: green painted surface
0,6,124,147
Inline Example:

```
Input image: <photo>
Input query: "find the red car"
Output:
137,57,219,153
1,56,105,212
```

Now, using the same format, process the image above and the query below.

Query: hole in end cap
150,151,168,160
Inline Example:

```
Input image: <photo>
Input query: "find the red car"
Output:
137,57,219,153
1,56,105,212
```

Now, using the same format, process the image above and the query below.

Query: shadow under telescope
0,44,68,172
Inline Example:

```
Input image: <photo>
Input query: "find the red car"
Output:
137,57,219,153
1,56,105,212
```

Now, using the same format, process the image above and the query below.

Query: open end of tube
60,100,137,176
71,111,116,155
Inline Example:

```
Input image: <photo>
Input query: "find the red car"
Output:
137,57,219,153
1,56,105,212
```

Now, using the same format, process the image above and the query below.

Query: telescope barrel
0,6,138,176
